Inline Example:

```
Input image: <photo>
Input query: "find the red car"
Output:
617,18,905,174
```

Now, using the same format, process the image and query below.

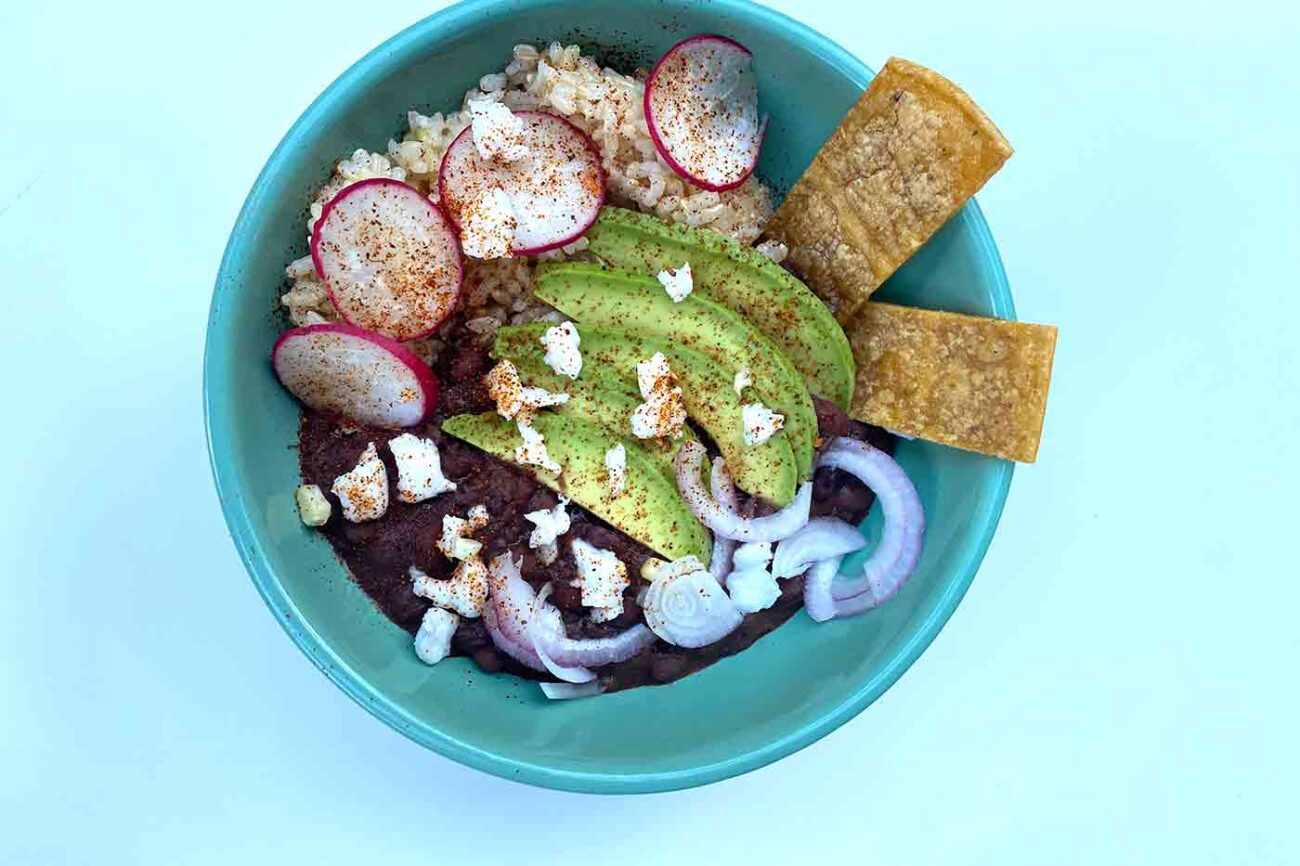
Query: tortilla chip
848,303,1056,462
765,57,1013,321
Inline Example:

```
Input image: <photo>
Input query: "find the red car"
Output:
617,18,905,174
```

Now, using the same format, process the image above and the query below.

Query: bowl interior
206,0,1013,794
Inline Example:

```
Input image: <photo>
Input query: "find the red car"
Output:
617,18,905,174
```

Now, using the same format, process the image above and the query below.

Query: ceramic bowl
205,0,1014,793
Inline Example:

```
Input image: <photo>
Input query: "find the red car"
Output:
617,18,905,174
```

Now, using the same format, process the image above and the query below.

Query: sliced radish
310,178,463,342
644,35,767,192
438,111,606,256
271,323,438,427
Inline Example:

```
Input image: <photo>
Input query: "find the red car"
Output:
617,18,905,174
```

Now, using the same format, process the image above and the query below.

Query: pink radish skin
271,323,439,428
644,34,767,192
310,178,463,342
438,111,606,257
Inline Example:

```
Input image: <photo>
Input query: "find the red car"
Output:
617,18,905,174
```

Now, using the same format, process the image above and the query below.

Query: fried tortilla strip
765,57,1012,321
849,303,1056,462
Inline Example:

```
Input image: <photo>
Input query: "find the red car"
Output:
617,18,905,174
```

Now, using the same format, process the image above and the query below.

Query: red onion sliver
643,558,743,648
528,586,657,669
708,458,740,585
484,554,546,671
527,586,597,683
802,555,847,623
540,681,605,700
674,441,812,543
772,517,869,579
817,438,925,606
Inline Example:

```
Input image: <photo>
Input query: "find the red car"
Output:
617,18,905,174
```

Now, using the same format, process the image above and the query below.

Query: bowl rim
204,0,1015,794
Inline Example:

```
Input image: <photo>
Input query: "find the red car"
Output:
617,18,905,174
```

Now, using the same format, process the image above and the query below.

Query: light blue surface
2,0,1298,861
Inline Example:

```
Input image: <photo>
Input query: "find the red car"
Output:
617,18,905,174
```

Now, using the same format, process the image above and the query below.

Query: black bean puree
298,334,893,691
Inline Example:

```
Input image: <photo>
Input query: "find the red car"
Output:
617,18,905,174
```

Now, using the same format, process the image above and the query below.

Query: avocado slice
497,323,798,505
533,262,817,478
442,411,710,563
493,349,692,475
584,206,856,410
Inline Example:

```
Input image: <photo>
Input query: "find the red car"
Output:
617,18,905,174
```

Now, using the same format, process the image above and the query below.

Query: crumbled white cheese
483,359,569,423
414,607,459,664
460,187,517,260
604,443,627,496
742,401,785,446
467,97,529,162
571,538,629,623
657,261,693,303
733,541,773,570
725,542,778,614
733,366,753,396
438,508,490,562
514,420,563,475
754,239,789,264
726,567,782,614
630,352,687,439
387,434,456,503
536,543,559,566
525,497,571,549
295,484,331,527
331,442,389,522
635,352,672,396
540,321,582,379
411,557,489,618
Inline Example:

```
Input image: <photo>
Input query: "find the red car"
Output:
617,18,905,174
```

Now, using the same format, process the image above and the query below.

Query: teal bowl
205,0,1014,793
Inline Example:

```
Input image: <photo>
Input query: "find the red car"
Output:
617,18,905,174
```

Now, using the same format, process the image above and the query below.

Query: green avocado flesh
494,348,692,475
441,412,710,563
496,323,799,506
533,262,817,479
583,206,856,410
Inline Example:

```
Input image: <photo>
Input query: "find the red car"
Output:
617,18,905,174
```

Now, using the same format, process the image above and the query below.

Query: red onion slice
540,681,605,700
817,438,925,604
802,554,847,623
527,586,596,683
708,458,740,585
674,441,812,543
528,585,657,670
771,517,869,579
642,557,742,648
483,554,546,671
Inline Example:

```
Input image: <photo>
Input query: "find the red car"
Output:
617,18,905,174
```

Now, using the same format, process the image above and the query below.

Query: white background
2,0,1298,862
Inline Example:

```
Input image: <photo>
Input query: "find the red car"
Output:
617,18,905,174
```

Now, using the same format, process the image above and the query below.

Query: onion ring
673,441,811,543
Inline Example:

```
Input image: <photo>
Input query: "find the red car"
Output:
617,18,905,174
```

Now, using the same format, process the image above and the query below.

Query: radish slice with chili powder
438,111,606,256
310,178,463,342
644,34,767,192
271,322,439,427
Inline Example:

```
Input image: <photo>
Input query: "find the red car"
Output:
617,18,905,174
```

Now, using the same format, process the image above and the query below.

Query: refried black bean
297,331,894,692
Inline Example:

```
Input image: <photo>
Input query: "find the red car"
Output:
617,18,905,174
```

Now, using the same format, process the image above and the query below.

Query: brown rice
280,42,778,364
